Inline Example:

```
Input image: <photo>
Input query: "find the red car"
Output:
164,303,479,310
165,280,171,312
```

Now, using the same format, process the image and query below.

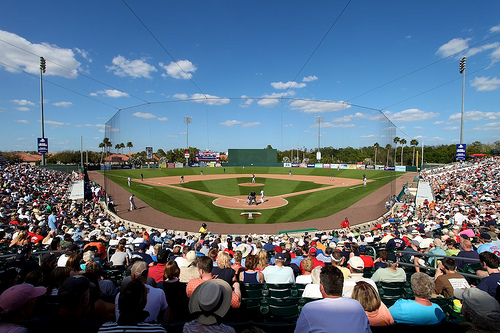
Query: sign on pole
37,138,48,154
456,144,466,161
146,147,153,160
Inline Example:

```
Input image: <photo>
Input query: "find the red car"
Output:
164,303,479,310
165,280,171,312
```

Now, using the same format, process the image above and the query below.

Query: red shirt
148,263,166,283
341,219,350,228
360,255,374,268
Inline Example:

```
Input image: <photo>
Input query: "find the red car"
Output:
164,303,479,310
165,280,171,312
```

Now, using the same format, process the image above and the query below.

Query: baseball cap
275,252,286,261
138,243,148,250
0,284,46,313
58,275,94,301
348,256,365,270
131,261,149,277
308,248,317,256
480,233,491,240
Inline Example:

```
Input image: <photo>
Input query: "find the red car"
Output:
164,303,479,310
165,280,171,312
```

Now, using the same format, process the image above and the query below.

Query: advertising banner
307,163,315,168
322,163,331,168
456,144,466,161
291,163,300,168
356,164,366,170
384,165,395,171
37,138,49,154
347,164,357,170
146,147,153,160
167,163,175,168
299,163,307,168
365,165,375,170
395,166,406,172
284,163,292,168
314,163,323,168
174,162,184,168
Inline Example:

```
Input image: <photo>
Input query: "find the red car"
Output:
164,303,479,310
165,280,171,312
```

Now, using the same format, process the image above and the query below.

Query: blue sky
1,0,499,154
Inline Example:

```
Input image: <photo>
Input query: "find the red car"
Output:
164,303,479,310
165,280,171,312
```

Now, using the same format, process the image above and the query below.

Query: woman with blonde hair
212,251,235,284
9,230,29,247
255,249,269,272
352,281,394,326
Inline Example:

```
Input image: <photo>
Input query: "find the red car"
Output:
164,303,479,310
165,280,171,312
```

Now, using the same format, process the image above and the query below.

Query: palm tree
373,142,379,165
385,143,391,165
103,137,112,157
126,141,133,154
393,137,400,165
410,139,419,166
119,143,125,154
400,138,407,166
115,144,120,153
98,142,105,164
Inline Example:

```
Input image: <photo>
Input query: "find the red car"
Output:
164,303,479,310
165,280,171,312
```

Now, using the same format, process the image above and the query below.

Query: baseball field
99,167,404,226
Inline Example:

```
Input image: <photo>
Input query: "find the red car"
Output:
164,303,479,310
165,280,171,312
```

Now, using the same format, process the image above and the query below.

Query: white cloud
242,122,261,128
436,38,470,58
354,112,382,121
158,117,168,121
284,124,294,128
444,126,460,131
0,30,81,78
302,75,318,82
53,101,73,107
360,134,377,138
15,119,28,124
473,122,500,131
332,115,353,123
190,93,230,105
239,95,253,108
166,135,178,138
220,120,242,127
470,76,500,91
414,126,423,130
74,48,92,62
490,24,500,33
132,112,157,119
321,123,355,128
258,99,280,108
159,60,197,79
75,123,105,128
11,99,35,106
17,107,30,112
106,55,157,79
448,110,500,122
289,100,350,113
173,93,188,99
433,120,445,125
386,108,439,123
271,81,306,89
45,120,69,127
90,89,129,98
466,42,499,57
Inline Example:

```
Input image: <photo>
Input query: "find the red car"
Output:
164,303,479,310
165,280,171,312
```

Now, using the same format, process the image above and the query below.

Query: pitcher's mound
239,182,265,187
213,196,288,210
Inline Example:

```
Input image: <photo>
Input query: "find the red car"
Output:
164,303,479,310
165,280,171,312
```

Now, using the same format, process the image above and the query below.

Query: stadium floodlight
459,57,466,144
40,57,46,166
183,116,192,165
315,116,324,151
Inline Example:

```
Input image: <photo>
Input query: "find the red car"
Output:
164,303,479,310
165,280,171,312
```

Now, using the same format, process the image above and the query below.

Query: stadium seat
377,281,407,297
259,296,302,322
241,282,265,298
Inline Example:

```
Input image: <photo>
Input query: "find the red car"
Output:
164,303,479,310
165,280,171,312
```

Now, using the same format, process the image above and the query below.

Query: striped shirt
98,322,167,333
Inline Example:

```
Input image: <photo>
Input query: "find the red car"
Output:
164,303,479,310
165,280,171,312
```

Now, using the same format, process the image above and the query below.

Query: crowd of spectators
0,158,499,332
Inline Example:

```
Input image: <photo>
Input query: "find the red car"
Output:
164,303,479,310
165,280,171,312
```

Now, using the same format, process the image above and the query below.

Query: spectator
179,251,198,283
330,251,350,280
342,256,377,298
262,252,295,284
445,238,460,256
212,251,236,285
132,243,154,266
455,287,500,331
352,281,394,326
296,257,314,284
373,250,388,269
115,261,168,323
434,257,470,297
371,260,406,283
148,248,170,283
231,250,247,281
0,284,46,333
99,279,166,333
109,243,129,267
239,254,264,283
183,279,236,333
454,239,479,269
301,266,323,299
476,251,500,297
157,261,189,322
295,266,370,332
358,245,374,268
186,256,241,309
389,272,445,325
255,249,269,272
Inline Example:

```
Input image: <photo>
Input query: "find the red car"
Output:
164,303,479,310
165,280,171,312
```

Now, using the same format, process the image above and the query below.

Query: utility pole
183,116,192,165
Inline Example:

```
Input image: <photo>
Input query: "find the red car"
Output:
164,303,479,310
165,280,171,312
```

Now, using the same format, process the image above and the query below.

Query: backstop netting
102,97,398,225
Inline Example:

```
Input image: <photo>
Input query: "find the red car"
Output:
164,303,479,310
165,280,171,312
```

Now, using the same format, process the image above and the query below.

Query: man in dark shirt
477,252,500,298
455,239,479,269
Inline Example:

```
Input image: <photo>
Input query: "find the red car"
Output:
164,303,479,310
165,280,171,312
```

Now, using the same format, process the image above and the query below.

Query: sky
0,0,499,154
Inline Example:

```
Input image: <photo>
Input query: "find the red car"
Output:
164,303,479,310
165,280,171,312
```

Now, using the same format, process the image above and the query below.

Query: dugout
226,149,281,167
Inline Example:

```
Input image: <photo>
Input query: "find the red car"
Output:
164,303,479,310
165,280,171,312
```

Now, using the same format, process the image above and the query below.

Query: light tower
40,57,46,166
459,56,466,144
315,116,323,161
183,116,192,165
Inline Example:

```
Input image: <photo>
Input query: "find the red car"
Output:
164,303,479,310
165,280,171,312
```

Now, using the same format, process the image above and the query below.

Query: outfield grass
102,167,403,224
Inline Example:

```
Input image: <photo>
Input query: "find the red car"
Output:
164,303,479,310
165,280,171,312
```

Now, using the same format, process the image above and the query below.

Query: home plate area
212,195,288,210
